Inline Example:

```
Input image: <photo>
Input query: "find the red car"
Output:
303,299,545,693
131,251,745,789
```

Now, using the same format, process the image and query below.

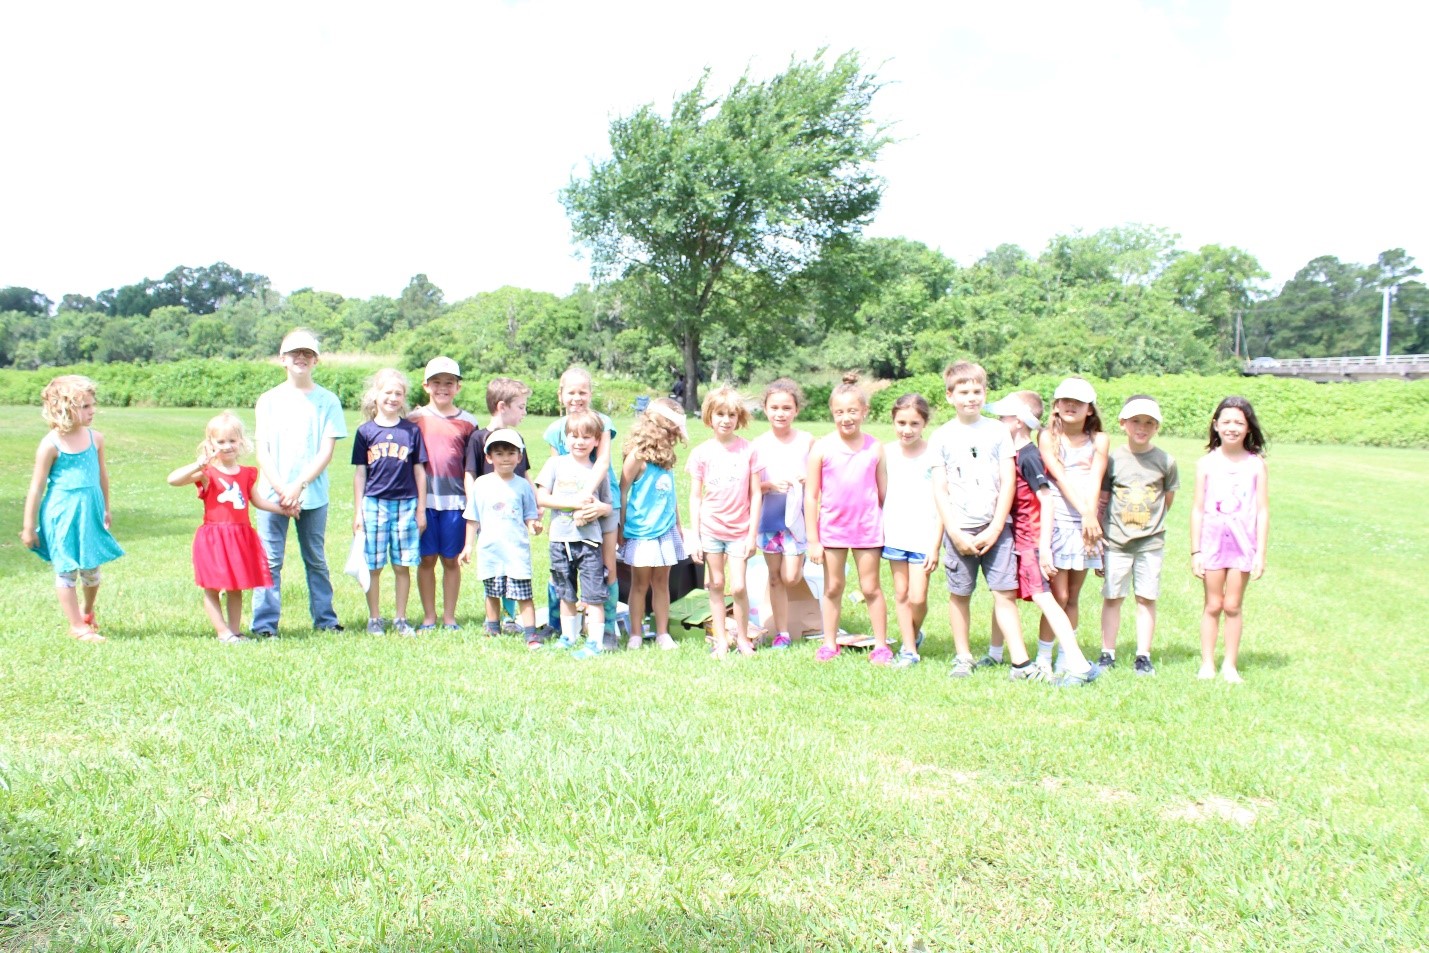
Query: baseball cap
484,428,525,452
987,396,1041,432
424,356,461,381
1053,377,1097,404
1119,397,1163,422
279,329,321,355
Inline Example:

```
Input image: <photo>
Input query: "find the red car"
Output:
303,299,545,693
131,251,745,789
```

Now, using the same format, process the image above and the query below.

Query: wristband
1190,550,1200,554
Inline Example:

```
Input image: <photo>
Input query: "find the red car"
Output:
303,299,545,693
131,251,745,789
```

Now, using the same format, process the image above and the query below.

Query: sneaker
252,629,278,639
393,618,416,638
416,623,437,633
1009,662,1048,682
975,654,1005,669
366,618,387,636
915,629,925,648
501,620,523,635
655,633,679,651
814,644,841,662
891,649,921,670
217,631,247,644
315,623,345,633
552,634,579,650
570,639,602,660
1054,663,1102,688
949,655,976,678
627,635,643,651
1098,651,1116,669
771,634,792,650
442,623,461,632
869,645,894,665
1134,655,1155,676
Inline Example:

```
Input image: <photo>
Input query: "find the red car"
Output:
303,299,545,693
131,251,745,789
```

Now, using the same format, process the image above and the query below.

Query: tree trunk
682,327,700,413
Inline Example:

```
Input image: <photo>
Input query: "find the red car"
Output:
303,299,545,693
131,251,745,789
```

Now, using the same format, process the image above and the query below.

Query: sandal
217,632,248,644
82,611,99,632
70,628,105,644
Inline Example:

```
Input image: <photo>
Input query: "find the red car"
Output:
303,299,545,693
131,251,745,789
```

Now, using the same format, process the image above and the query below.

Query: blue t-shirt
465,473,538,580
623,462,678,540
352,418,428,500
543,413,621,509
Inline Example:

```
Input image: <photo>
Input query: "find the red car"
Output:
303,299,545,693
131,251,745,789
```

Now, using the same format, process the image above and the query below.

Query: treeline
2,228,1425,389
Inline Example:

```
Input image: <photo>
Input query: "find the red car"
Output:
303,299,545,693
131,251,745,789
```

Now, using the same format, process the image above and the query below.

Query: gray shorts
943,523,1017,597
550,541,607,605
1102,546,1164,600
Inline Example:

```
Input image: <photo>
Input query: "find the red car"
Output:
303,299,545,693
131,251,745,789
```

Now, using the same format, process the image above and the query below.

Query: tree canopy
562,50,888,409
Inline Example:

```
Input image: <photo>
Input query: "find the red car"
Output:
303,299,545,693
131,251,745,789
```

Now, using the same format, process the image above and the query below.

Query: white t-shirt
928,416,1013,530
882,442,938,553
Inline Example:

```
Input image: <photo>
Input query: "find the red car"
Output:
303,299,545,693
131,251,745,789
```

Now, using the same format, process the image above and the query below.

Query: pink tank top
817,433,883,549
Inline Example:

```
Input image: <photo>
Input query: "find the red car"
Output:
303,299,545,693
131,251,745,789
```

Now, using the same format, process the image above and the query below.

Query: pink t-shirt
816,432,883,549
686,436,760,541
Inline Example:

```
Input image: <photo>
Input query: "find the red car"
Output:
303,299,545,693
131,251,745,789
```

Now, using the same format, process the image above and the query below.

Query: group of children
19,329,1270,682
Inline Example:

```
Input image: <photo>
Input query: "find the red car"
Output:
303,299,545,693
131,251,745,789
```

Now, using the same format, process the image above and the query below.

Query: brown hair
829,371,868,409
891,392,931,422
1011,389,1044,422
942,361,988,389
761,378,805,411
700,386,750,428
486,377,531,414
563,409,604,440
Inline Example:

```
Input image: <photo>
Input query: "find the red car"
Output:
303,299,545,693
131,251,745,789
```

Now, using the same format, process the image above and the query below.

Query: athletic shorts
1015,548,1052,602
420,509,467,560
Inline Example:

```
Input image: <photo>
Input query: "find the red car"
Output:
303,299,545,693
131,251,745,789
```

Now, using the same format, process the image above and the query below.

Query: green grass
2,408,1426,952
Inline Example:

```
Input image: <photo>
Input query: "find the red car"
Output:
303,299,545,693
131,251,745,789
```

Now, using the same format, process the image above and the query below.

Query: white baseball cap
484,428,525,452
279,329,321,355
987,396,1041,432
1119,397,1163,423
1053,377,1097,404
424,356,461,381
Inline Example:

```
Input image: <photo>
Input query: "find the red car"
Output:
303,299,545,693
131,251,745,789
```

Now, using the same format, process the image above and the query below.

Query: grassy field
1,407,1425,952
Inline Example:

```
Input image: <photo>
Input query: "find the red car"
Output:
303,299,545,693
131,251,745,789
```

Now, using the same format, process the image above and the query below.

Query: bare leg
485,595,503,630
1220,570,1249,682
820,548,849,652
852,548,888,650
727,550,752,653
891,561,916,653
628,566,651,650
80,582,100,624
366,568,383,621
226,590,244,635
393,566,411,621
991,589,1029,664
948,592,972,658
763,551,789,635
1101,596,1123,654
650,566,671,636
57,585,102,641
706,551,730,655
201,588,230,637
1134,596,1158,657
1199,569,1226,677
417,555,439,625
1033,591,1090,673
439,556,461,625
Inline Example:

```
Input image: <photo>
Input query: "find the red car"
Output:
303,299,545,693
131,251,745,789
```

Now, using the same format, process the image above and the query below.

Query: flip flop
71,628,105,644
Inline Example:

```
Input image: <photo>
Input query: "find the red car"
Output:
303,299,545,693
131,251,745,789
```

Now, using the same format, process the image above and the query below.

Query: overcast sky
3,0,1424,304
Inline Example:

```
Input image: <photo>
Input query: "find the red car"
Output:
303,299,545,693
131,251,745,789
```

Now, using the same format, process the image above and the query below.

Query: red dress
193,466,273,591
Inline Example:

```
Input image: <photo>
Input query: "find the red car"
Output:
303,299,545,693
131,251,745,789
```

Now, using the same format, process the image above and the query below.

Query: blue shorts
549,541,607,606
420,509,467,560
882,546,927,563
700,536,749,557
363,497,421,570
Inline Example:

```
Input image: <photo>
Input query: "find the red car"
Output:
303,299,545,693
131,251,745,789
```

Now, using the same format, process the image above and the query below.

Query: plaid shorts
363,496,421,570
483,576,533,600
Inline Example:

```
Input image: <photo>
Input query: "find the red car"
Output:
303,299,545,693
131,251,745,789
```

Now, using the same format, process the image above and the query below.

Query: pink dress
816,433,883,549
1198,450,1261,572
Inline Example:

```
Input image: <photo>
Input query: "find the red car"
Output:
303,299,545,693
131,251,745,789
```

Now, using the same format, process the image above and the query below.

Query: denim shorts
882,546,927,563
549,540,607,605
700,536,749,558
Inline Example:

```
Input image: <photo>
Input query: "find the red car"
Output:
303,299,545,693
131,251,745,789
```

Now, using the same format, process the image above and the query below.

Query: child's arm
874,443,888,508
166,447,215,488
353,465,368,532
1081,433,1110,547
19,438,59,550
1035,487,1058,580
1252,457,1269,579
973,452,1016,555
803,444,824,565
688,474,706,564
580,427,613,499
929,456,973,556
250,494,288,516
94,430,114,530
1188,457,1209,579
414,463,428,534
459,517,478,565
746,466,763,556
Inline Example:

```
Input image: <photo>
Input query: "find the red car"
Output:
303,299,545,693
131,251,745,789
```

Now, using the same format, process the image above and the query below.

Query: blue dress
35,429,124,572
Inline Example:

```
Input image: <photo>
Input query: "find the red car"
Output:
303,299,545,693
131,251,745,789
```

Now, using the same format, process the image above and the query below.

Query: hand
527,519,543,536
19,528,38,550
1039,551,1056,580
1082,522,1104,549
103,509,112,530
1251,552,1265,580
807,542,823,566
416,511,427,534
1192,553,1205,579
745,532,758,558
970,528,997,555
279,483,303,510
459,547,472,566
691,542,705,565
353,514,364,533
950,531,977,556
920,552,939,575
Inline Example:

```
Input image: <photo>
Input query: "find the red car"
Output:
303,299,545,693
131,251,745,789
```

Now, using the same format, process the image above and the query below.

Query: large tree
562,50,888,409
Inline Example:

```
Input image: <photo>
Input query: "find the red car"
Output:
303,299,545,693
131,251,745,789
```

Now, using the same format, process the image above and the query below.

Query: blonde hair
486,377,531,413
360,368,411,421
625,397,685,470
558,365,594,411
761,377,805,411
700,386,750,428
1010,389,1044,421
40,375,97,434
942,361,988,389
830,371,868,409
200,411,251,462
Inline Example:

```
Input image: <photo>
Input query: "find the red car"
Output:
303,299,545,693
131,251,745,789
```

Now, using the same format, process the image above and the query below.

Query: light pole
1381,285,1397,361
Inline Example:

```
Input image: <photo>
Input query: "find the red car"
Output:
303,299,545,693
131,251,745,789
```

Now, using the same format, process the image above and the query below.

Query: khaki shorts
1102,546,1165,600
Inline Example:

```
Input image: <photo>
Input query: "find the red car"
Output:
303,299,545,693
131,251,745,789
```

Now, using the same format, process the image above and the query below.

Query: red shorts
1016,549,1051,602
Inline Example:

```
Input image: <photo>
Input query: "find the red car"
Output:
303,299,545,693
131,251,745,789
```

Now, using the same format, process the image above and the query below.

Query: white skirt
620,525,686,567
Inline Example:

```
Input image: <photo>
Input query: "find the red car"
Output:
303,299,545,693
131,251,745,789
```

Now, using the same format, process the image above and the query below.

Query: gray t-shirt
1102,445,1179,551
535,454,611,546
929,416,1013,530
